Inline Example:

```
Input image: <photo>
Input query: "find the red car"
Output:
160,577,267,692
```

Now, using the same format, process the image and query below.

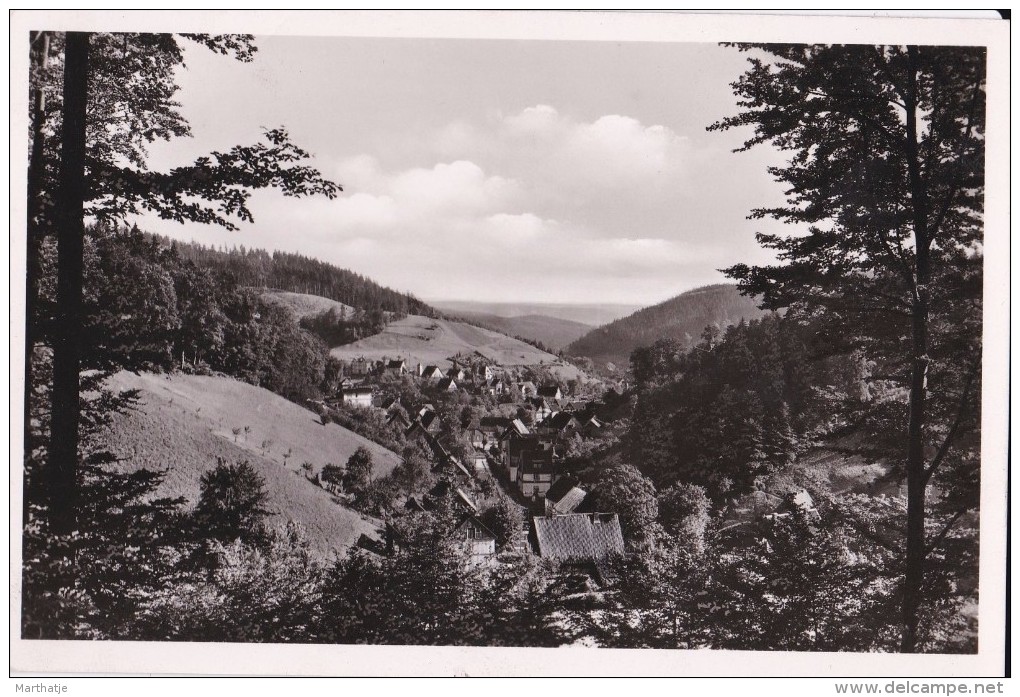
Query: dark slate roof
545,476,588,513
436,377,457,390
545,476,579,504
537,385,561,398
532,513,625,562
541,411,578,431
387,359,406,369
519,447,557,473
551,487,588,515
387,410,410,426
455,514,496,540
420,410,438,429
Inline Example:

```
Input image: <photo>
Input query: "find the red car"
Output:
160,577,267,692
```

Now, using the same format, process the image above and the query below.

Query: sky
138,35,793,306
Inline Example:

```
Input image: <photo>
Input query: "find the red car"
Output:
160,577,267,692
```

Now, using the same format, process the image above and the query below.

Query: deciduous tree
29,31,340,534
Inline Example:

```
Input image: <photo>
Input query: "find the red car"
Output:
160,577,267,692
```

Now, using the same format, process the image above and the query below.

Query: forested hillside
164,236,436,318
566,284,766,372
614,312,978,652
72,227,339,403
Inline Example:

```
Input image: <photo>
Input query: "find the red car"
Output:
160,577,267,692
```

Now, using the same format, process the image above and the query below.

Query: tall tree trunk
900,44,930,654
48,31,89,535
25,31,50,516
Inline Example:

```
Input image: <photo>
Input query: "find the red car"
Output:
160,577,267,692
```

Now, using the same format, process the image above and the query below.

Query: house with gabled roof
537,384,563,400
436,377,458,392
530,512,625,564
518,381,537,398
454,515,497,559
426,478,478,512
405,420,431,443
479,415,509,434
498,418,531,465
386,358,407,376
516,444,560,499
532,398,554,423
544,477,589,516
499,418,530,440
538,410,580,436
340,385,375,408
418,408,442,433
347,357,370,376
420,365,445,382
580,414,604,437
386,409,411,431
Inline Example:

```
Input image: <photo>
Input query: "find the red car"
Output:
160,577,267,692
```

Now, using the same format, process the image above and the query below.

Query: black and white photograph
10,10,1009,679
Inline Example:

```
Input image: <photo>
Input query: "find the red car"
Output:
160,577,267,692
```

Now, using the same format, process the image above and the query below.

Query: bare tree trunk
900,45,930,654
25,31,50,505
48,31,89,535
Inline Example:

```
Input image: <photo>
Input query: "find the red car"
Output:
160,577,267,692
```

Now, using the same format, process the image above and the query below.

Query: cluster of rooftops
372,475,624,567
335,355,626,569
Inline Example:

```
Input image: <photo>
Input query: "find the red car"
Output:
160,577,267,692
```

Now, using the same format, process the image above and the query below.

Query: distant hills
431,300,642,327
566,284,767,373
443,310,593,352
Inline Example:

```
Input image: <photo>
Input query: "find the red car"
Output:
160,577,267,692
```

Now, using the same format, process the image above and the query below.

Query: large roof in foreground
532,513,624,562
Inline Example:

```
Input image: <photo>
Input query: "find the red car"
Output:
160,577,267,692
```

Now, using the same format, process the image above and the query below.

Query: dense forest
166,237,437,318
70,226,339,402
566,284,766,373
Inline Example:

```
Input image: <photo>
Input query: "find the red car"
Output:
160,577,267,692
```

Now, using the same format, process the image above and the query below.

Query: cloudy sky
139,35,792,306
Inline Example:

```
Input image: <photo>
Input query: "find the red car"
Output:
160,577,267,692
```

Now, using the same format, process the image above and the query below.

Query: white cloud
139,104,773,304
277,107,740,302
502,104,562,135
388,160,519,217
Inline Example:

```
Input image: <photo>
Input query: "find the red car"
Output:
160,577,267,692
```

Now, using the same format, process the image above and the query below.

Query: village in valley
317,351,627,569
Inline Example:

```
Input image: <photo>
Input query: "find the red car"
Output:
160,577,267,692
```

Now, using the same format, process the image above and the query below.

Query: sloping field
100,372,401,557
444,311,593,351
330,314,584,381
260,289,355,319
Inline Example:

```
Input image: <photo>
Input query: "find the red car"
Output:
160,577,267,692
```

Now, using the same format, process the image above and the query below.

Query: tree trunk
25,31,50,506
900,45,930,654
48,31,89,535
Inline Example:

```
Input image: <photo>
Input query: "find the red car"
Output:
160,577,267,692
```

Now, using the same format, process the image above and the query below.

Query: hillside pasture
260,289,355,320
100,372,401,557
330,314,585,381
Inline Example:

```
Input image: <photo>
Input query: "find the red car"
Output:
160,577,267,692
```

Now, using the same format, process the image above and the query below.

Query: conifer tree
711,43,985,651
